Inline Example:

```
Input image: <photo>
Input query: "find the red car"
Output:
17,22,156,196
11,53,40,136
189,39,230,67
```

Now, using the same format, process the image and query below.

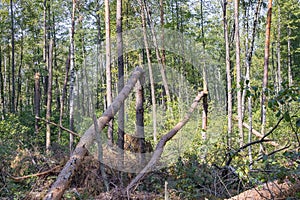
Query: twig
9,165,61,182
36,117,80,137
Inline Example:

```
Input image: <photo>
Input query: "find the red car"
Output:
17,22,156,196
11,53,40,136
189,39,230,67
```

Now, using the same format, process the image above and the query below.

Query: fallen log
44,67,144,200
126,91,207,192
226,178,300,200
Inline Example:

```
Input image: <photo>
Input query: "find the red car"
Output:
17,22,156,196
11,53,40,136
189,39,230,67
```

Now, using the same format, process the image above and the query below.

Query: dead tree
44,67,144,200
126,91,207,192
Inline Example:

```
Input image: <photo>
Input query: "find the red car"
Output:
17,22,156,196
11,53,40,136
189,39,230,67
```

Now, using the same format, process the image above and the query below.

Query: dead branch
242,121,279,147
233,117,279,147
9,165,61,182
36,117,80,137
126,91,207,193
44,67,144,200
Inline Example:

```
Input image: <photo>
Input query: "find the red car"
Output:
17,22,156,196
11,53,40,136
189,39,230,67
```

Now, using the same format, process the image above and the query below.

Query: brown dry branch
126,91,207,193
9,165,61,182
233,116,280,147
44,67,144,200
36,116,80,137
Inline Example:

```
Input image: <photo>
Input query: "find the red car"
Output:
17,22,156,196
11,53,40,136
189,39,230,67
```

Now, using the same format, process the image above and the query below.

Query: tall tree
222,0,232,147
105,0,113,146
234,0,243,147
201,0,208,141
10,0,15,113
261,0,273,142
46,40,53,152
276,1,282,92
117,0,125,151
0,46,5,119
69,0,76,152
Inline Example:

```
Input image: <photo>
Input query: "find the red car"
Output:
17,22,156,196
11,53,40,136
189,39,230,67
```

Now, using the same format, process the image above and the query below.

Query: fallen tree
126,91,207,192
44,67,144,200
226,177,300,200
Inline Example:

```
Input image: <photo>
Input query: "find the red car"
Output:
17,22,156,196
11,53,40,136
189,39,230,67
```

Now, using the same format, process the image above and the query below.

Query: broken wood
226,178,300,200
126,91,207,192
9,165,61,182
233,117,280,147
44,67,144,200
36,117,80,137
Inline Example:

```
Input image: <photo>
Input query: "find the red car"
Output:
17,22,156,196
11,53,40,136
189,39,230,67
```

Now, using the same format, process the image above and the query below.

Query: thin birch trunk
234,0,244,147
105,0,114,146
223,0,232,147
46,40,53,153
69,0,76,152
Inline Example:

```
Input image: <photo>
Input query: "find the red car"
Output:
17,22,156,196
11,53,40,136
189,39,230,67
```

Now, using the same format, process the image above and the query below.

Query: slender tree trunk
43,0,48,109
59,52,70,141
117,0,125,152
0,46,5,119
105,0,113,146
136,78,145,165
244,0,262,168
201,0,208,141
160,0,166,67
34,72,41,134
139,0,157,143
234,0,244,147
287,26,292,87
16,32,23,112
277,3,282,92
143,0,171,105
69,0,76,152
223,0,232,148
10,0,15,113
261,0,273,144
46,40,53,153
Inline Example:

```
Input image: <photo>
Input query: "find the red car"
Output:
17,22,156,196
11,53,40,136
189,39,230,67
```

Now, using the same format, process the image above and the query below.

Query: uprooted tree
44,66,207,199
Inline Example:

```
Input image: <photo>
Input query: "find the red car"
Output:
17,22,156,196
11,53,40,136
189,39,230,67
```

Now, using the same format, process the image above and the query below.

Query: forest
0,0,300,199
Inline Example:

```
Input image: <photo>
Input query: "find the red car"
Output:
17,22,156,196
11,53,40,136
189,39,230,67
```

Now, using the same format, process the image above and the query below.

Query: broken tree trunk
126,91,207,192
44,67,144,200
226,178,300,200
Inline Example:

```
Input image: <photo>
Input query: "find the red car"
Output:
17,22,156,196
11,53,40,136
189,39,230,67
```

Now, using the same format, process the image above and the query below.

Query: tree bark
223,0,232,148
261,0,273,143
10,0,15,113
287,25,292,87
201,0,208,142
136,78,145,165
0,46,5,119
117,0,125,153
226,178,300,200
44,67,144,200
105,0,114,146
69,0,76,152
126,91,207,192
234,0,244,147
46,40,53,153
277,2,282,92
58,52,70,141
16,32,23,112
